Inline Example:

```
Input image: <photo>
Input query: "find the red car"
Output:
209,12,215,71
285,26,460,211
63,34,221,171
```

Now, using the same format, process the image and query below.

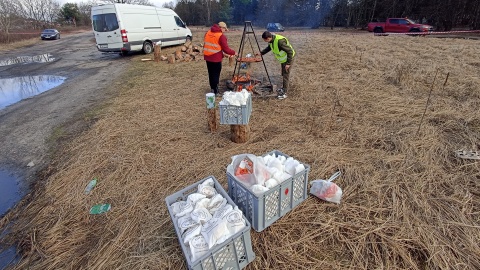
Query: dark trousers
206,61,222,94
281,60,293,94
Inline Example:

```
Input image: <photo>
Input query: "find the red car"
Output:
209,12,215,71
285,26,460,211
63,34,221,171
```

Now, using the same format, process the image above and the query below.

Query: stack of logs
158,40,203,63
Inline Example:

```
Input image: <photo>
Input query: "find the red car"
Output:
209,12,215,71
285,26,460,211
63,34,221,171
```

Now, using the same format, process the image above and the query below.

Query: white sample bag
224,206,246,235
187,193,207,206
177,215,198,234
198,179,217,198
189,235,209,262
190,207,212,225
207,194,227,214
201,217,230,249
182,224,202,244
212,204,233,220
310,171,343,204
194,198,211,210
171,200,193,217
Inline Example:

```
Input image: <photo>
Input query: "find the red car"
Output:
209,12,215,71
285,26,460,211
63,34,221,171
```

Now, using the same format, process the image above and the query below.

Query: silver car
41,29,61,40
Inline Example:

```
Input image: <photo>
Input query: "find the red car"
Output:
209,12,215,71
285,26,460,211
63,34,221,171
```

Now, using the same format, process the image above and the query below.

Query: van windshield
92,13,119,32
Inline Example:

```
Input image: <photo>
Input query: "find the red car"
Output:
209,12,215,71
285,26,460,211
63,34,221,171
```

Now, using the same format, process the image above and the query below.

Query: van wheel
186,36,192,43
142,41,153,54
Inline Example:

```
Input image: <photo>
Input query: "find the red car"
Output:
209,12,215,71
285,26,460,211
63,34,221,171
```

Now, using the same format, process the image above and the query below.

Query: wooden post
154,44,161,62
207,109,218,132
230,125,250,143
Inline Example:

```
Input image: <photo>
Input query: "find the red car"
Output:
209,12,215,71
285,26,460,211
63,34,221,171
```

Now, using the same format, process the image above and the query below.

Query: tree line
1,0,479,36
176,0,480,30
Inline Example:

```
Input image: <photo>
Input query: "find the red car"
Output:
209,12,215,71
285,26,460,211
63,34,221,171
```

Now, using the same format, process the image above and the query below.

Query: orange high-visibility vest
203,30,223,56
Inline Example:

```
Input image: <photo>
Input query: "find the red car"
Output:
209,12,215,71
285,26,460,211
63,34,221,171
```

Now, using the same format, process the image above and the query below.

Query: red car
368,18,434,33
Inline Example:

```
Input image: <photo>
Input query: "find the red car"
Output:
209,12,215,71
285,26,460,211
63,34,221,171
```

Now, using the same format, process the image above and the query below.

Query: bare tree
0,0,21,34
45,0,61,25
78,2,93,26
19,0,55,28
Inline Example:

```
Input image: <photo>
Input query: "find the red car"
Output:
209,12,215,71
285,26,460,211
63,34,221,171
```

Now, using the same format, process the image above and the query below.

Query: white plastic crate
227,150,310,232
219,94,252,125
165,176,256,270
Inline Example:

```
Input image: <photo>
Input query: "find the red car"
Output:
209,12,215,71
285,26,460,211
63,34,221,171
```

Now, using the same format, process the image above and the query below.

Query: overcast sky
56,0,176,8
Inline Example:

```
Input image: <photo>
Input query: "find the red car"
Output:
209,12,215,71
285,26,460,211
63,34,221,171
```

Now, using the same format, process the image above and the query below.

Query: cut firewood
141,58,153,62
186,45,193,54
175,50,183,60
167,54,175,64
181,45,187,52
160,55,168,61
184,40,192,48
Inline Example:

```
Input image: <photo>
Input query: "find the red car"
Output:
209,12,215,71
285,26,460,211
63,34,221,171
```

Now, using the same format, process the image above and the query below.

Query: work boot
276,88,287,99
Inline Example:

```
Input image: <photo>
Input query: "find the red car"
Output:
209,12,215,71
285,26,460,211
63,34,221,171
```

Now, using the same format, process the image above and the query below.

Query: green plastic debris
84,178,97,194
89,204,111,215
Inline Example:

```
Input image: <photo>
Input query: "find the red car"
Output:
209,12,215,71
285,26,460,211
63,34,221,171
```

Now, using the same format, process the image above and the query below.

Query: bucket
206,93,215,109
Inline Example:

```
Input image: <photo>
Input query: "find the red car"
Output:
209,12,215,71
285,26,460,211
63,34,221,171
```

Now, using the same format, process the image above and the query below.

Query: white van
91,3,192,55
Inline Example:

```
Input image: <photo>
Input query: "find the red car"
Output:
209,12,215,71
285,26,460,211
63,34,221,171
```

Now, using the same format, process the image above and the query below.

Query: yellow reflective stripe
204,41,220,48
274,51,287,62
204,48,221,53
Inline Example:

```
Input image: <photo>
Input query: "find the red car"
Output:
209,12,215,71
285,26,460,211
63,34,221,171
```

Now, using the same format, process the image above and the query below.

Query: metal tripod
231,21,274,96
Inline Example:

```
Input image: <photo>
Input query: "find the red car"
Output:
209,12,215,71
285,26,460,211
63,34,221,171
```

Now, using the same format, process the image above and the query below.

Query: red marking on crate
285,188,289,195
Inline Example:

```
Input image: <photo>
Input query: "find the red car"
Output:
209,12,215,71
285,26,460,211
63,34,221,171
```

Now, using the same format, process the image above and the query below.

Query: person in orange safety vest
204,22,237,97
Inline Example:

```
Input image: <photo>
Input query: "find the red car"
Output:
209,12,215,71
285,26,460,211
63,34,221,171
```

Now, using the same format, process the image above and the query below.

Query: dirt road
0,31,130,190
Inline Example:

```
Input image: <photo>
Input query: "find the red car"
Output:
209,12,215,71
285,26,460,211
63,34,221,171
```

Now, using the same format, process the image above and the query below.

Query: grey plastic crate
219,94,252,125
227,150,310,232
165,176,256,270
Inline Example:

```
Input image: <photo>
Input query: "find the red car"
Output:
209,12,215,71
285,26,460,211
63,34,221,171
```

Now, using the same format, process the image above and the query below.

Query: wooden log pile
161,40,203,63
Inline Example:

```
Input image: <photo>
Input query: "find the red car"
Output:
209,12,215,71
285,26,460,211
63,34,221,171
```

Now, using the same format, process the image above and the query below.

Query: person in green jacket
259,31,295,100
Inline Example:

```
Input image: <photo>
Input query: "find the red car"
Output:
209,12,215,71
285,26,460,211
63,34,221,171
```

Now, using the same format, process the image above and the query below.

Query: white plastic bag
310,171,343,204
227,154,271,187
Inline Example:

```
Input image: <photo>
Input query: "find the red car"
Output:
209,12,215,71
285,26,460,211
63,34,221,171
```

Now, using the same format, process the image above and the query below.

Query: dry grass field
1,27,479,269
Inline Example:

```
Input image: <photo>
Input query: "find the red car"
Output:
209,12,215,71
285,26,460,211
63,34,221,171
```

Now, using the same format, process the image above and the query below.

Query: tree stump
230,125,250,143
154,44,161,62
207,109,218,132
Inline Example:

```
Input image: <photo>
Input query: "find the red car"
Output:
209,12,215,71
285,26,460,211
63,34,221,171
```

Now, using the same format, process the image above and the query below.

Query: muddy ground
0,31,130,191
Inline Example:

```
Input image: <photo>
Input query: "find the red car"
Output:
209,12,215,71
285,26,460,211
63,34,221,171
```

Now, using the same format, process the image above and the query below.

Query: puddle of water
0,75,66,110
0,246,19,269
0,170,22,269
0,169,21,217
0,53,55,67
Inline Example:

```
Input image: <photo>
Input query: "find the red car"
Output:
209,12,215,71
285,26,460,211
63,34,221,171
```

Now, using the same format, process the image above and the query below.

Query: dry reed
1,28,479,269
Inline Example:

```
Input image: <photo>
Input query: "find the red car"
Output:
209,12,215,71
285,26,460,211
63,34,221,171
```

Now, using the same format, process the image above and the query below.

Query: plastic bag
310,171,343,204
227,154,271,188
